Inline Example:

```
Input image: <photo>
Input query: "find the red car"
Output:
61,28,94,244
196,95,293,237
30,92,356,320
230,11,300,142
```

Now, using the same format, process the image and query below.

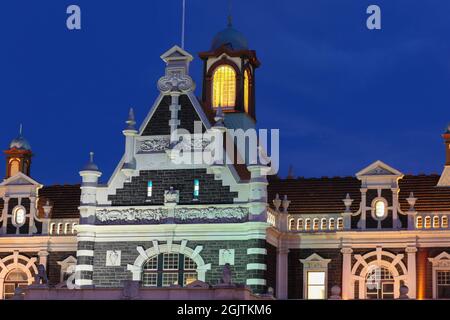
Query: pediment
0,172,41,187
160,45,193,63
356,160,403,178
300,253,331,267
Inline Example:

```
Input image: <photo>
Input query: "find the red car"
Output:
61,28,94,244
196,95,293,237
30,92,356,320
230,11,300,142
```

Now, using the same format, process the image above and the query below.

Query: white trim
75,265,93,272
246,263,267,270
247,248,267,255
246,279,266,286
76,250,94,257
75,279,93,286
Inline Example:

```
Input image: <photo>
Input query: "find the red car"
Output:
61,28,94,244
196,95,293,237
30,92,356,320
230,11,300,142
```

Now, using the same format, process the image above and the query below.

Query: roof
211,24,248,51
268,174,450,214
38,184,81,219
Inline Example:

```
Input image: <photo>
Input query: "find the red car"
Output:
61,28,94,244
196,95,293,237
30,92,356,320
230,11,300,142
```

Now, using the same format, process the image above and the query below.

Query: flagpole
181,0,186,49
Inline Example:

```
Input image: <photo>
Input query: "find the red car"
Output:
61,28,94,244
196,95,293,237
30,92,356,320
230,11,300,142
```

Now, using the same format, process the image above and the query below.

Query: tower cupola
4,125,33,178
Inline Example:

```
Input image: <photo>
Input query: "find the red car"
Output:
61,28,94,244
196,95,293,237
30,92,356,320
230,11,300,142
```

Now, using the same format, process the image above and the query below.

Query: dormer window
372,198,388,220
212,65,236,108
12,206,26,227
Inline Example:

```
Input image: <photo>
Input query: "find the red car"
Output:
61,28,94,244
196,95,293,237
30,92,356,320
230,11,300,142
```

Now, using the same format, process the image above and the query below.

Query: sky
0,0,449,185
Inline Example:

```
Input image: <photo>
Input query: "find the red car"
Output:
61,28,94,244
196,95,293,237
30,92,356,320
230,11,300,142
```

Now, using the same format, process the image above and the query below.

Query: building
1,20,450,300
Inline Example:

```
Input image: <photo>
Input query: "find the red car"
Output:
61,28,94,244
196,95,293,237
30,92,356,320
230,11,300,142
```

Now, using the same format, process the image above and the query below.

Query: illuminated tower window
147,181,153,197
244,69,250,113
9,159,20,177
212,65,236,108
193,179,200,199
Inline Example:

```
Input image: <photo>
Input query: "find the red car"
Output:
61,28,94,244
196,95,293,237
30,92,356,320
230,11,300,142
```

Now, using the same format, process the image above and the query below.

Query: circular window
12,206,26,226
372,199,388,220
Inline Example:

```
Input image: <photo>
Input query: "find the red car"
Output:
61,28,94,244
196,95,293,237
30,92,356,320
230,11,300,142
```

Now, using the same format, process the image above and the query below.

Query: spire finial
89,151,94,163
227,0,233,27
125,108,136,130
19,123,23,136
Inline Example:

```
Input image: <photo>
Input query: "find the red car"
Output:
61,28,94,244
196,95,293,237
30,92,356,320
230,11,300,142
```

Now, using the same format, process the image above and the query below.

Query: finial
19,123,23,136
126,108,136,130
89,151,94,163
227,0,233,27
446,123,450,134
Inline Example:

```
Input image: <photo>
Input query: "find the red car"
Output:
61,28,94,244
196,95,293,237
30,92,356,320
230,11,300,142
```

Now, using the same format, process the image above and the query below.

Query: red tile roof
38,184,81,219
268,174,450,214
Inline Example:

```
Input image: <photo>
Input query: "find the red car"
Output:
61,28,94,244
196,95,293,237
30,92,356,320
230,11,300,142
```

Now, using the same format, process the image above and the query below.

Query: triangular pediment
160,45,193,63
0,172,41,187
356,160,403,178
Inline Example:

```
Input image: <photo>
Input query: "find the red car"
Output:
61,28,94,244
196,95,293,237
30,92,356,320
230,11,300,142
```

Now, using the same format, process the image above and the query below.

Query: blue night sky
0,0,449,185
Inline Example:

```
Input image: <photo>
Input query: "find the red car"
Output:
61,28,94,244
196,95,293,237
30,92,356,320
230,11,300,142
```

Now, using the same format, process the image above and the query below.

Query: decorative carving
139,138,170,153
96,208,168,223
219,249,235,266
157,68,194,93
138,137,211,153
106,250,121,267
175,207,249,223
164,187,179,204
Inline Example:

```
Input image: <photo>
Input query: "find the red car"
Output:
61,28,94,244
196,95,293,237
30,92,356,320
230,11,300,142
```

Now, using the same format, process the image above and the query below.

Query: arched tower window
212,65,236,108
9,159,20,177
244,69,250,113
142,253,197,287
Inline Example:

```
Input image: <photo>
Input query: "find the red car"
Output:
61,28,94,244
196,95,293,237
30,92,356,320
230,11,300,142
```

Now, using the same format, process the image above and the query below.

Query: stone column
276,247,289,299
38,250,49,268
406,247,417,299
341,247,353,300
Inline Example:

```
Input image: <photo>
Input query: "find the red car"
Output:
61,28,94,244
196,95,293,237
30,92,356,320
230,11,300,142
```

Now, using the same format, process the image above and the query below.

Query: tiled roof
268,174,450,214
38,184,81,219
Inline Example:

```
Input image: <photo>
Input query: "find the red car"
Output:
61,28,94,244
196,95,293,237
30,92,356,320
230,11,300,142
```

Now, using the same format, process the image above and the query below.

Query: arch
329,218,335,230
320,218,327,231
350,249,407,299
442,216,448,229
289,218,296,231
297,219,304,231
416,216,423,229
127,243,211,284
425,216,432,229
433,216,440,229
212,65,236,108
0,251,38,299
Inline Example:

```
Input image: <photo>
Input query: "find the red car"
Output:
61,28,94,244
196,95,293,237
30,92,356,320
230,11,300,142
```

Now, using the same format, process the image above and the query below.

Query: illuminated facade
1,20,450,301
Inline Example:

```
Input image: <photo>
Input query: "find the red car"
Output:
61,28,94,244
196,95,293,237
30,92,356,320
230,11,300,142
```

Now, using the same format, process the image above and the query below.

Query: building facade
1,21,450,300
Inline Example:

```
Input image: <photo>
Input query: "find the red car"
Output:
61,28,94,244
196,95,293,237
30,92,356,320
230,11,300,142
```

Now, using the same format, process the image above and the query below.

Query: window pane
183,272,197,286
308,272,325,285
143,256,158,270
163,253,179,270
184,256,196,270
162,273,179,286
375,201,385,218
308,285,325,299
244,70,249,113
213,65,236,108
142,272,158,287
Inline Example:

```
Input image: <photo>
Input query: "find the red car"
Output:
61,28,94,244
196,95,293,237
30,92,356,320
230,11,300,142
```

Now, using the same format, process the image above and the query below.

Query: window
321,218,327,231
289,219,296,231
244,69,250,113
442,216,448,229
147,181,153,198
297,219,304,231
416,216,423,229
3,269,28,299
437,271,450,299
12,206,26,226
425,216,432,229
329,218,335,230
193,179,200,199
305,219,311,231
212,65,236,108
306,271,326,299
374,200,386,219
65,223,72,234
57,223,63,235
50,223,57,235
313,218,319,231
337,218,344,230
142,253,197,288
433,216,440,229
9,159,20,177
72,223,78,234
365,266,394,300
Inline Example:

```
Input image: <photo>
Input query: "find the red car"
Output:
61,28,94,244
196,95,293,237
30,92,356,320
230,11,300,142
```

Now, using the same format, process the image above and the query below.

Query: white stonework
105,250,121,267
219,249,235,265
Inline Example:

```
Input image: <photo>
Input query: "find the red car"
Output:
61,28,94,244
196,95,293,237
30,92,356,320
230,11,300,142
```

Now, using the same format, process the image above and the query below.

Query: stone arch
350,248,407,299
0,251,38,299
127,241,211,283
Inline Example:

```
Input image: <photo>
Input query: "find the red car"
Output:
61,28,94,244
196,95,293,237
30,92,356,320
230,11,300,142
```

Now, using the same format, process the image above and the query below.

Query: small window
163,253,179,270
320,218,327,231
212,65,236,108
147,181,153,197
72,223,78,234
433,216,440,229
306,271,326,299
50,223,57,235
329,218,335,231
425,216,432,229
337,218,344,230
193,179,200,198
289,219,296,231
313,218,319,231
244,69,250,113
374,200,386,219
442,216,448,229
416,216,423,229
297,219,304,231
57,223,63,235
12,206,26,226
305,219,311,231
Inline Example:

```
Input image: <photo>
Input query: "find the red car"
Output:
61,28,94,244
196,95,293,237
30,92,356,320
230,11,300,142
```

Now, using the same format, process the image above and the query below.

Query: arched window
313,218,319,231
329,218,335,231
3,269,28,299
305,218,311,231
442,216,448,229
320,218,327,231
142,253,197,287
244,69,250,113
425,216,432,229
65,223,72,235
12,206,26,227
9,159,20,177
57,223,63,235
289,219,296,231
50,223,57,235
297,219,304,231
433,216,440,229
72,223,78,234
374,200,386,219
212,65,236,108
337,218,344,230
416,216,423,229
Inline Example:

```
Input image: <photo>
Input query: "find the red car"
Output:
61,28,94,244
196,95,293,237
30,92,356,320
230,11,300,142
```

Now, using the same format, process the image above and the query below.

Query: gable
356,160,403,178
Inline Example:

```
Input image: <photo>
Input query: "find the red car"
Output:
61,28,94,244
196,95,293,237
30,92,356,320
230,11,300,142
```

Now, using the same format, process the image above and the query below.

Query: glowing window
433,216,440,229
416,216,423,229
375,201,386,218
147,181,153,197
13,206,26,226
297,219,304,231
337,218,344,230
305,218,311,231
313,218,319,231
329,218,335,230
9,159,20,177
57,223,63,235
193,179,200,198
425,216,432,229
321,218,327,230
50,223,57,235
307,271,326,299
289,219,296,231
72,223,77,234
442,216,448,229
212,65,236,108
244,69,250,113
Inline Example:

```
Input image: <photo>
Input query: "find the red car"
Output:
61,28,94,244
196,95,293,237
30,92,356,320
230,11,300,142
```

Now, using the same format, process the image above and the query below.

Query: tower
4,126,33,179
199,16,260,131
